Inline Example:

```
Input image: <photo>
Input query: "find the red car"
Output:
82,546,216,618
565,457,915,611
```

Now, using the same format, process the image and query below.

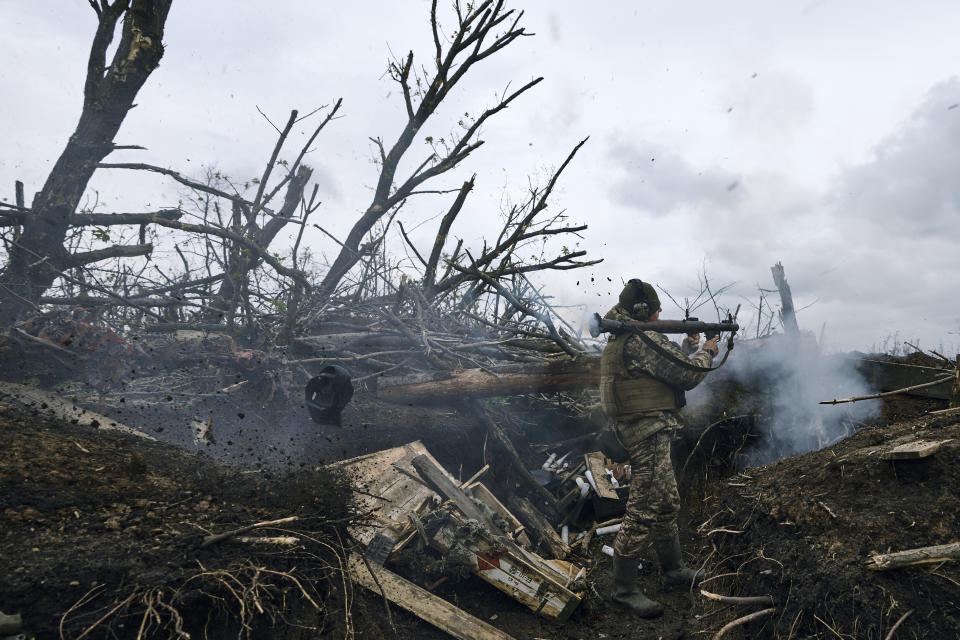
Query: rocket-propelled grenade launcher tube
588,313,739,339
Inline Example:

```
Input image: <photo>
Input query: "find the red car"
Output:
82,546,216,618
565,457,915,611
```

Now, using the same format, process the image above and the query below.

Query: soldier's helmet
618,279,660,321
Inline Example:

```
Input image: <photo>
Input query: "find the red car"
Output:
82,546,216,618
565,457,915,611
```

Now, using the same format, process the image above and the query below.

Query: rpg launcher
588,313,739,339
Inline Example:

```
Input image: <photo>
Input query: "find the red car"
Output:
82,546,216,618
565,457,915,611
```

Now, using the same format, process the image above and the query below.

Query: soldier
599,279,719,617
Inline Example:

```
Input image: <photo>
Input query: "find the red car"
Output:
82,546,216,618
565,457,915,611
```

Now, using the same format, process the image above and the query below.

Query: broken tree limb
929,406,960,416
467,400,559,519
0,382,154,441
820,375,954,405
867,543,960,570
700,590,775,606
347,553,517,640
506,494,570,560
200,516,299,548
229,536,300,545
377,358,599,403
713,608,776,640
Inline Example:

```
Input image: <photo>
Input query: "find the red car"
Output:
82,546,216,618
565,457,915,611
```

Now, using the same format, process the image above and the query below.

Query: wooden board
347,554,516,640
411,454,499,531
881,439,952,460
584,452,619,500
329,441,455,547
467,482,532,548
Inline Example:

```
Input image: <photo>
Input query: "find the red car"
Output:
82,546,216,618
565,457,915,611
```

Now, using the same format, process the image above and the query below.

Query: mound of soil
0,399,352,639
3,353,956,640
695,410,960,638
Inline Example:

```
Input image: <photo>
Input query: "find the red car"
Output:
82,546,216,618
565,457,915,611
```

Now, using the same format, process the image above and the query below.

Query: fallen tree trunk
376,358,600,403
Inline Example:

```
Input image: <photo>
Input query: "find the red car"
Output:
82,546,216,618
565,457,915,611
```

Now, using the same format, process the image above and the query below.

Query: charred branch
314,1,538,304
98,162,255,209
64,243,153,268
423,176,474,296
0,0,173,326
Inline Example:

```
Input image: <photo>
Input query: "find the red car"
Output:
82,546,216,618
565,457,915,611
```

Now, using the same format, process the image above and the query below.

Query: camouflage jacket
603,304,714,444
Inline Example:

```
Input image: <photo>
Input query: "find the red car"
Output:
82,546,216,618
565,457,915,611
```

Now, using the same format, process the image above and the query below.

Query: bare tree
313,0,541,305
0,0,173,327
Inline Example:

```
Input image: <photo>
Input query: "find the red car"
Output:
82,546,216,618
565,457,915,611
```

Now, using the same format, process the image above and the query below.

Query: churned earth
1,373,957,639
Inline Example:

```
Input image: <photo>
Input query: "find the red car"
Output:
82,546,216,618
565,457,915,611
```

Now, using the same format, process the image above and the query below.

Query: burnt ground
696,408,960,639
2,366,958,639
0,399,355,640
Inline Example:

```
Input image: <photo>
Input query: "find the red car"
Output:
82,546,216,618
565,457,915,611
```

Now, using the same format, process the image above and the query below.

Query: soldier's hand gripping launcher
588,313,739,338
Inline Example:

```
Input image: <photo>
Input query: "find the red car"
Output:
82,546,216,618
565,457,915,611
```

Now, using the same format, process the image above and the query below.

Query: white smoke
686,333,880,467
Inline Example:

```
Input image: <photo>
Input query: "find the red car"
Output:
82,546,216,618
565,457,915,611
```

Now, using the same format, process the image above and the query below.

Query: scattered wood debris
880,439,952,460
347,553,517,640
334,440,589,628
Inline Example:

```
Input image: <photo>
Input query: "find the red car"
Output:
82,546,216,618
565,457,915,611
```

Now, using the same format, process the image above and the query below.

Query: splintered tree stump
770,261,799,335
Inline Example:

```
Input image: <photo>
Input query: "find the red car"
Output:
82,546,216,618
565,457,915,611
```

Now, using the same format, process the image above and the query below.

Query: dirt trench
2,362,958,639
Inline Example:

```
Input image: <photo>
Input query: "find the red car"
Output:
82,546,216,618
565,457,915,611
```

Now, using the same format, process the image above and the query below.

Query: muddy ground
2,359,958,639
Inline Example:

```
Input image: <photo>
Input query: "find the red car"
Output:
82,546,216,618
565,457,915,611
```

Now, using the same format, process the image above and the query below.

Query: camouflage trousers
612,419,681,559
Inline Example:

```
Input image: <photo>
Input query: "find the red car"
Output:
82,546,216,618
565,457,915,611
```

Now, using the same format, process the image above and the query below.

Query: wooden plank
347,554,517,640
584,452,619,500
411,454,500,532
330,441,455,547
467,482,532,548
881,439,951,460
867,542,960,570
506,494,570,560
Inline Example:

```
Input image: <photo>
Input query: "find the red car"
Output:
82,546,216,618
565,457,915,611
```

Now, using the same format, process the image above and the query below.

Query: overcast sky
3,1,959,352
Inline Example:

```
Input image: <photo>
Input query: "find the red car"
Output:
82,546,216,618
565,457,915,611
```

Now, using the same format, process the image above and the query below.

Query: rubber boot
655,534,704,588
611,553,663,618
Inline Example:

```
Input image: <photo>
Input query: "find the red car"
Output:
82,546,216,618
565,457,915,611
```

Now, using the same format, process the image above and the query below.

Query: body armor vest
599,332,678,418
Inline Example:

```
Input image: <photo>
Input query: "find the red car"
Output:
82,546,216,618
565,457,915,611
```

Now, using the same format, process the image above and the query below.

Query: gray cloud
719,70,816,143
606,138,742,215
828,78,960,236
